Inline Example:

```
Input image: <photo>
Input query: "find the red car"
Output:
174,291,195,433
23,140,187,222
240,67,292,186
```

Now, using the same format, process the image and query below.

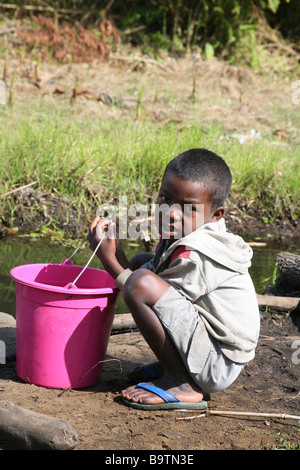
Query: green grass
0,99,299,229
268,436,300,450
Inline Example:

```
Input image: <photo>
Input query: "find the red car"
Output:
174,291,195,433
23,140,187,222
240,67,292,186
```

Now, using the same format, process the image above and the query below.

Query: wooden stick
177,409,300,421
0,2,82,15
0,26,15,35
110,55,171,73
208,410,300,420
256,293,299,311
0,400,78,450
57,358,124,397
259,335,300,342
0,181,37,198
112,313,137,333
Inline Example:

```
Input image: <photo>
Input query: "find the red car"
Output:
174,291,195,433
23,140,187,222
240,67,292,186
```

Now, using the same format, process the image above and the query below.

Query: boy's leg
127,253,163,381
121,269,204,405
128,253,154,271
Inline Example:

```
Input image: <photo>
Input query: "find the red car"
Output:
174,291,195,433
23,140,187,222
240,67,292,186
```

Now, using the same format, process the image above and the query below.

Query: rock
0,312,16,362
0,312,16,327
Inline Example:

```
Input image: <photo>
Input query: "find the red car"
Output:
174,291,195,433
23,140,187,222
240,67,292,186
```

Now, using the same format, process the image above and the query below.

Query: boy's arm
88,217,129,280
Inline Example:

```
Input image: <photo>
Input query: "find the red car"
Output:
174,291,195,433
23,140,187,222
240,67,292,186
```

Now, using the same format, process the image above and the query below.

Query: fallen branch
122,25,146,36
259,335,300,342
110,54,172,73
111,294,300,336
0,26,16,35
0,400,78,450
58,358,125,397
256,293,300,311
177,409,300,421
0,2,82,15
111,313,137,334
0,181,37,198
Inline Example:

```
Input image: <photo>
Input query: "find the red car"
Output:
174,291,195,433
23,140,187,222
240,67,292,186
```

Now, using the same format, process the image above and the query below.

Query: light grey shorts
152,286,244,394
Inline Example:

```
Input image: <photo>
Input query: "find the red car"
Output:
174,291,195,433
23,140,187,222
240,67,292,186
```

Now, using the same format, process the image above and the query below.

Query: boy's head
157,148,232,239
164,148,232,210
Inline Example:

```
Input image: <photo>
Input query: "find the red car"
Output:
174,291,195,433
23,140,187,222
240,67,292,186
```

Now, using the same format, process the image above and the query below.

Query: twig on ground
110,55,172,73
57,358,124,397
176,409,300,421
0,181,37,198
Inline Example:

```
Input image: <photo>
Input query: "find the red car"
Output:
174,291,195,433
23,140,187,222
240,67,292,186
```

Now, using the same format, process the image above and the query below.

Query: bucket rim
10,263,119,295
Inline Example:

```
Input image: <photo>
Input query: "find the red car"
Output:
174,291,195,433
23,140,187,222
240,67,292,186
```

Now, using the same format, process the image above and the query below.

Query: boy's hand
88,216,116,258
88,216,129,280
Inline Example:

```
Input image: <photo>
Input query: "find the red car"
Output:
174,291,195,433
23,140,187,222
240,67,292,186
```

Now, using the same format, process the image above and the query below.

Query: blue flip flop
127,364,161,383
122,382,208,411
140,365,160,380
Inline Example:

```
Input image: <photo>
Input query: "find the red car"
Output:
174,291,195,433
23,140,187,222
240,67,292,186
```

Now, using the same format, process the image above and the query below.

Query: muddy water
1,237,299,318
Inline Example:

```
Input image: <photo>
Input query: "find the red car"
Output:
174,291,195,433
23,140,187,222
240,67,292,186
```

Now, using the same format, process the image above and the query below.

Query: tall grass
0,100,299,226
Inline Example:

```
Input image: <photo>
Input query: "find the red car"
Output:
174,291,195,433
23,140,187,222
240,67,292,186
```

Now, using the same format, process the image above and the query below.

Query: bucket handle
61,236,88,266
68,230,106,289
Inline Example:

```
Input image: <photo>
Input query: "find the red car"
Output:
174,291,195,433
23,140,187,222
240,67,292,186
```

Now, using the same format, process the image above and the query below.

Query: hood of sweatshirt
167,218,253,274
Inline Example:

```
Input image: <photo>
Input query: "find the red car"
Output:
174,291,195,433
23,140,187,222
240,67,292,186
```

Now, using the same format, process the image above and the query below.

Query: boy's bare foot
121,375,204,405
127,361,163,382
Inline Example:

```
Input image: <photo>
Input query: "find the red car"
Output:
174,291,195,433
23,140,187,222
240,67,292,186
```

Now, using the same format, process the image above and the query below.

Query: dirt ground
0,305,299,451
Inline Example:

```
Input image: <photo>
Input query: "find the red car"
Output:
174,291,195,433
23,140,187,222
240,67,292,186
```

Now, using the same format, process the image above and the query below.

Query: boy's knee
124,269,152,302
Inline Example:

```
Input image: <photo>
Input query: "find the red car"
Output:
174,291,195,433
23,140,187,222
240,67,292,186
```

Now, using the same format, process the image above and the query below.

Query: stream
1,237,299,318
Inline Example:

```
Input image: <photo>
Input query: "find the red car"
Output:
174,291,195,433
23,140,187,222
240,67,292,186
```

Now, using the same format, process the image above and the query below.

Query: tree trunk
0,401,78,450
275,252,300,292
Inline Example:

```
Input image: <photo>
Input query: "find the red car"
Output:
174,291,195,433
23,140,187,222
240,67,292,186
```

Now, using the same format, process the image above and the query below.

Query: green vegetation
269,436,300,450
0,100,298,230
1,1,299,61
0,1,299,234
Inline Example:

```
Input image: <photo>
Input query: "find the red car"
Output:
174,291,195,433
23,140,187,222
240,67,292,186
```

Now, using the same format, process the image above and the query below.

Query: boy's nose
169,203,182,221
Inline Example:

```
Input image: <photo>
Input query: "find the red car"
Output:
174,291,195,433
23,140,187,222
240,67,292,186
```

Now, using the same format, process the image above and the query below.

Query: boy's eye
184,205,197,213
159,195,170,203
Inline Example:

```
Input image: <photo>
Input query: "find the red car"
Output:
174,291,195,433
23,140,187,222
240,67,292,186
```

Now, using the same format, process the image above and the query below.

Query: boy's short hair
164,148,232,210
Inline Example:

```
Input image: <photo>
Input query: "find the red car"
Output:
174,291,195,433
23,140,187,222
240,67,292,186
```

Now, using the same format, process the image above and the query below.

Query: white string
68,231,106,289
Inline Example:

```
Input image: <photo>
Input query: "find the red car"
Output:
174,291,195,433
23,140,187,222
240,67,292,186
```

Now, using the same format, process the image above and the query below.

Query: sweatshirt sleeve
115,268,133,291
140,256,155,272
158,248,208,302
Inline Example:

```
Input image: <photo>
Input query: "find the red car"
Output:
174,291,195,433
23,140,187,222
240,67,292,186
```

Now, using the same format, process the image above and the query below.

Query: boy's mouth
160,224,182,239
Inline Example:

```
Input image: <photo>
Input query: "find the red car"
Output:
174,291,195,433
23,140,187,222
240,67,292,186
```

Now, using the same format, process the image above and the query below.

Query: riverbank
0,42,299,241
0,189,299,247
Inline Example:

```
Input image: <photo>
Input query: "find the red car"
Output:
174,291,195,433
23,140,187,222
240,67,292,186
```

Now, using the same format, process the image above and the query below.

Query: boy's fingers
89,216,101,232
88,216,108,246
95,218,110,239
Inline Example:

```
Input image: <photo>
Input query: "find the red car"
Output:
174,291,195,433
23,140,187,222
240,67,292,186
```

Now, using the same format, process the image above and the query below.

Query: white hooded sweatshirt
116,218,260,364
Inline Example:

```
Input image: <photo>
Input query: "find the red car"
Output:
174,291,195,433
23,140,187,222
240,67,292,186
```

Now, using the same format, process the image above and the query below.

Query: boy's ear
210,206,224,222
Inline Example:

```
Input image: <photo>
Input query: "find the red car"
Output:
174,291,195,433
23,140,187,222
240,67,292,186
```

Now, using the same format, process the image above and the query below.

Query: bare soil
0,306,299,451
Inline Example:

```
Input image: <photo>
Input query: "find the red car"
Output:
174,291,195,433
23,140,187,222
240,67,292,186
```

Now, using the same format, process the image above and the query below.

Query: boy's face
156,171,224,240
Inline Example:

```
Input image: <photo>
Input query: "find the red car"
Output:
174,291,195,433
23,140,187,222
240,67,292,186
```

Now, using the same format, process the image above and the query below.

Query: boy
88,148,260,410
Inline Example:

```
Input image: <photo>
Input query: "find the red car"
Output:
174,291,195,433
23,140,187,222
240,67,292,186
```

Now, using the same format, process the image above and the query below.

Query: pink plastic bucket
10,263,119,389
